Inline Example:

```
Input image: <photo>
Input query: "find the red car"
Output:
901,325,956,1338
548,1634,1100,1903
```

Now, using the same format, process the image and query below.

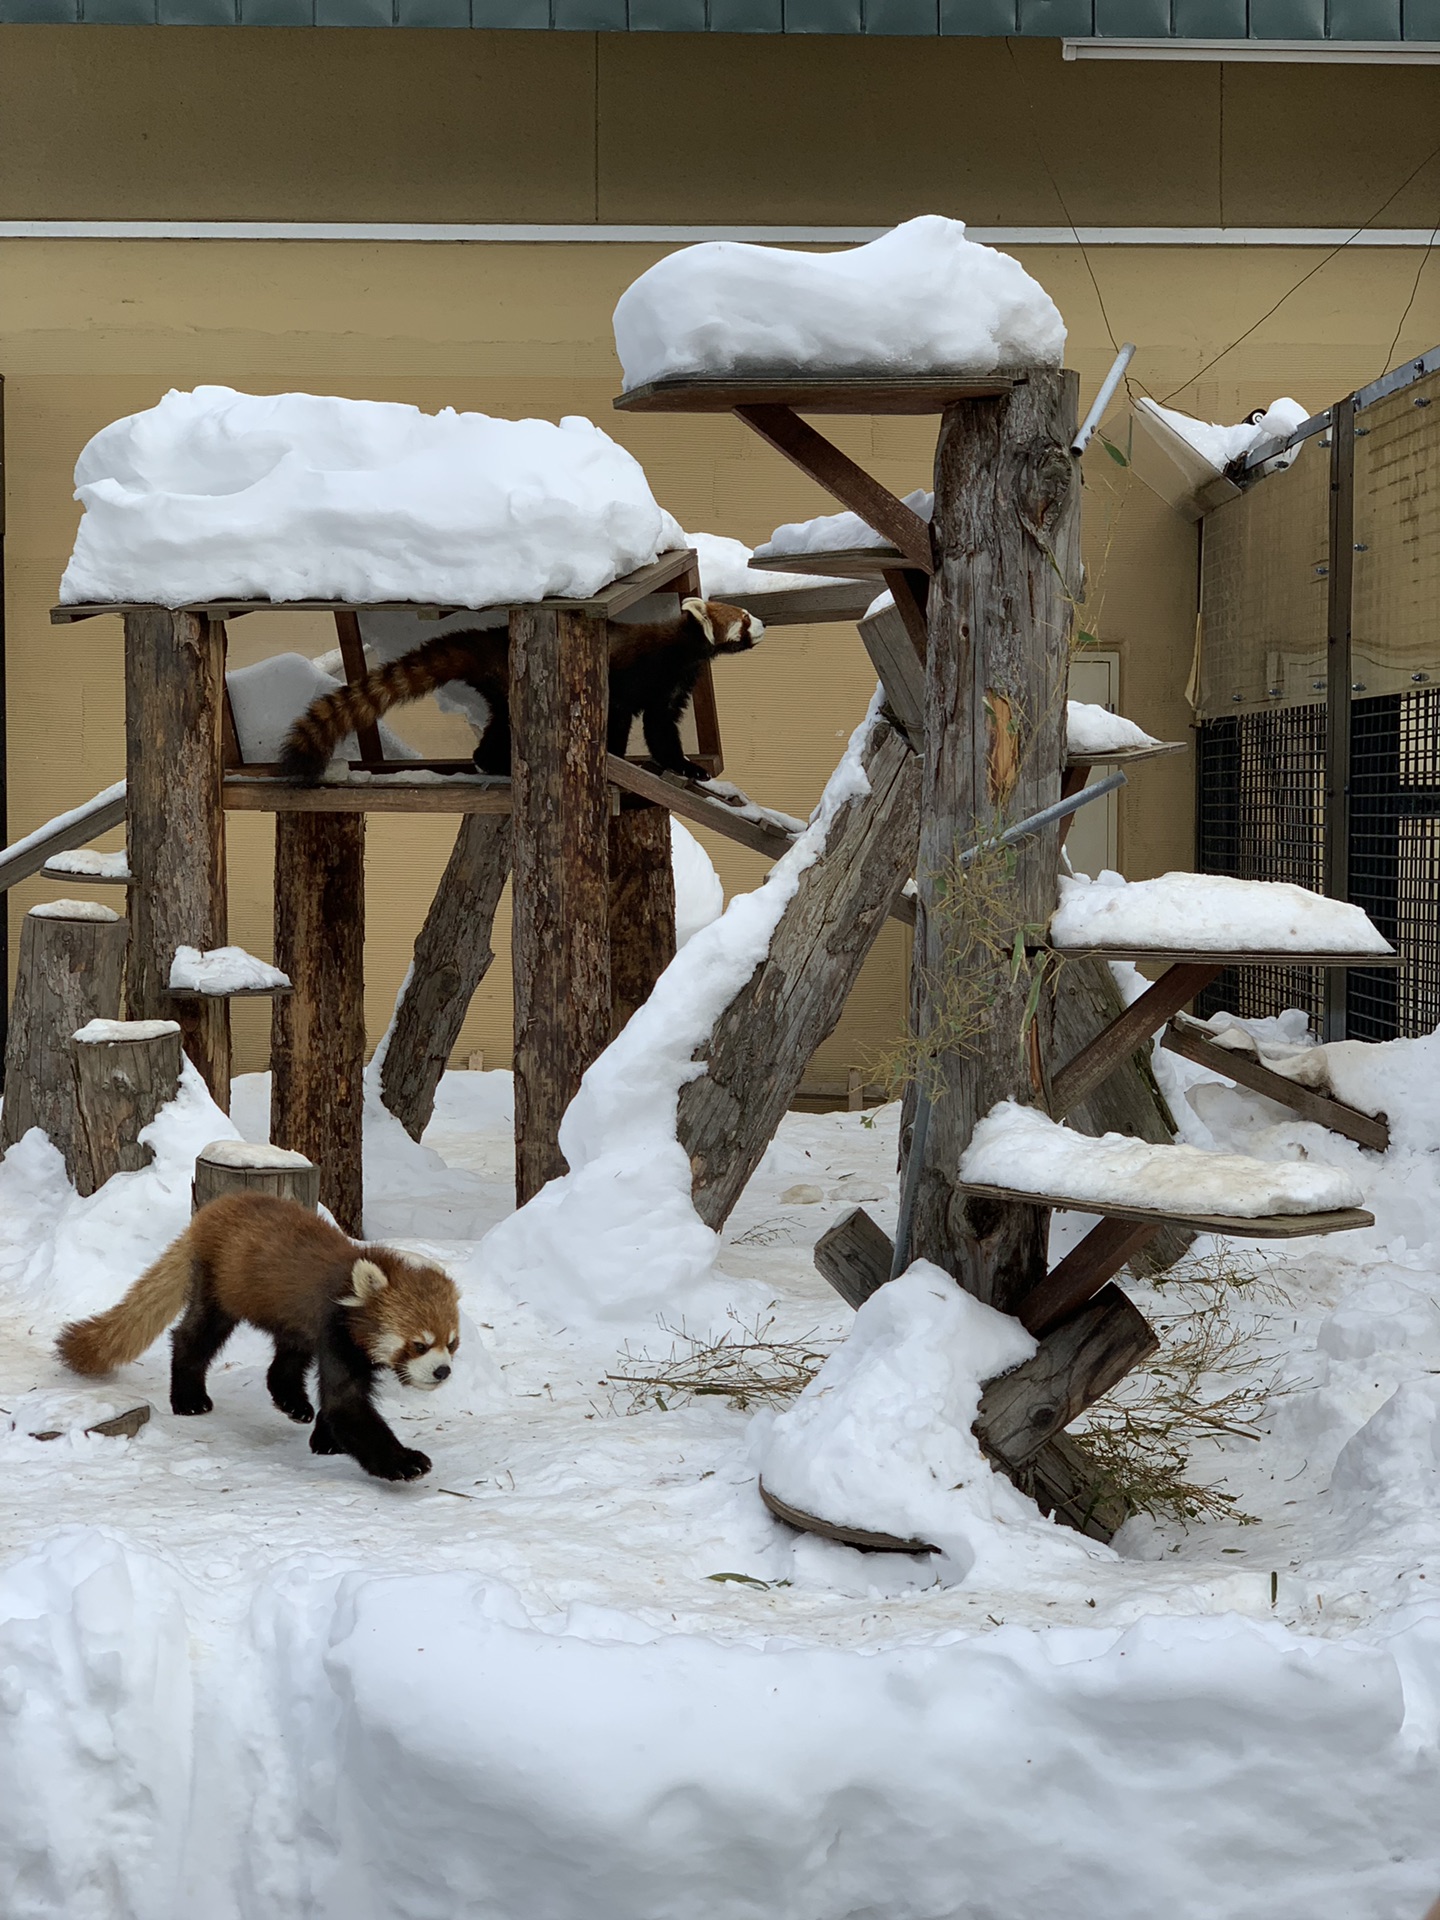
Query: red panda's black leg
607,703,636,759
472,695,512,776
313,1325,431,1481
641,694,706,783
266,1338,316,1424
170,1293,237,1416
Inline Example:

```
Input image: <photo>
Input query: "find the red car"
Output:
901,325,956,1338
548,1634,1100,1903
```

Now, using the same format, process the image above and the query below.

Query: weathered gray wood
908,368,1081,1314
510,606,611,1207
32,1403,152,1442
1015,1431,1130,1542
270,814,365,1234
814,1206,895,1310
975,1284,1159,1467
680,718,920,1232
124,610,230,1108
857,593,926,740
758,1477,936,1555
1052,955,1194,1277
193,1140,320,1212
607,755,796,862
959,1181,1374,1239
379,813,512,1141
609,803,676,1038
1,905,128,1186
71,1019,182,1196
0,786,127,896
1161,1018,1390,1152
1019,1216,1163,1336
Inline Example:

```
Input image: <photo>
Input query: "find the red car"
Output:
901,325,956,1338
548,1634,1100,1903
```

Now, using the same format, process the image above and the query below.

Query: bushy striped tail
278,636,487,782
56,1238,197,1375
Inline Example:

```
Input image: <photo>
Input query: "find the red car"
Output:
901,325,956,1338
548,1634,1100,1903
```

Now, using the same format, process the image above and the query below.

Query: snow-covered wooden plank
0,784,127,896
1160,1019,1390,1153
750,545,909,580
614,372,1015,414
1050,870,1396,961
961,1182,1373,1239
758,1477,937,1556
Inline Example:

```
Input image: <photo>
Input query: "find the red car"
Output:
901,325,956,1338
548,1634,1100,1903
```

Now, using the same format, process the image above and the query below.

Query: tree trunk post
193,1140,320,1213
908,369,1081,1313
71,1017,182,1196
123,610,231,1109
379,813,512,1141
608,801,676,1039
1,903,128,1186
509,606,611,1208
270,813,366,1235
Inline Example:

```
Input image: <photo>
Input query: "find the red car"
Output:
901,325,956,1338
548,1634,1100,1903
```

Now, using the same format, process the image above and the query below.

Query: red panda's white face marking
681,597,763,655
344,1254,460,1390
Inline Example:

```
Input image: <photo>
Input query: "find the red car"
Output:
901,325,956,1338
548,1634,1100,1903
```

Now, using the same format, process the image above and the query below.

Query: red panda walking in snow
57,1193,460,1483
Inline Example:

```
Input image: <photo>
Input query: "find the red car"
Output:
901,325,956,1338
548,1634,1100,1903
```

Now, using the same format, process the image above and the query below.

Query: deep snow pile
613,216,1066,389
1052,868,1395,955
59,388,686,608
1066,700,1161,755
756,489,933,559
168,945,292,995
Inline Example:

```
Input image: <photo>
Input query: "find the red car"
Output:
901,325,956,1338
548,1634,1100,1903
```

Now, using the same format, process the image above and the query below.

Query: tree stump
270,813,365,1235
379,813,512,1141
124,610,231,1108
509,606,611,1207
193,1139,320,1213
608,802,676,1038
679,717,920,1233
71,1017,182,1196
1,902,128,1186
908,368,1081,1313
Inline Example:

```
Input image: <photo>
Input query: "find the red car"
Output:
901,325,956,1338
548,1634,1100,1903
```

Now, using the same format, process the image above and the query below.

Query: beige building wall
2,28,1438,1080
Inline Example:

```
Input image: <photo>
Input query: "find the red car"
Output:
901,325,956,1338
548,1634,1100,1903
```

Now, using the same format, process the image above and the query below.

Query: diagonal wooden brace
1048,960,1223,1117
1018,1215,1163,1336
735,404,933,571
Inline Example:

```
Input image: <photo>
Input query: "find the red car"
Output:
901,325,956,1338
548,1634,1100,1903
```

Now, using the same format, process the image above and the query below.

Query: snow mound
28,899,120,923
756,490,933,560
688,531,841,596
613,216,1066,390
199,1138,313,1171
1052,869,1393,956
41,849,129,881
227,652,420,765
169,945,291,995
961,1099,1364,1218
759,1263,1109,1583
671,820,724,949
1138,395,1309,473
1066,701,1160,755
73,1019,179,1044
60,387,686,609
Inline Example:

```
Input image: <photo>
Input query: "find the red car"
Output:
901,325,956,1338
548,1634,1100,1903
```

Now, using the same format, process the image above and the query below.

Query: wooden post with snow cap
905,369,1081,1314
71,1017,183,1196
270,813,366,1235
509,605,612,1208
1,901,128,1188
193,1139,320,1213
123,610,231,1110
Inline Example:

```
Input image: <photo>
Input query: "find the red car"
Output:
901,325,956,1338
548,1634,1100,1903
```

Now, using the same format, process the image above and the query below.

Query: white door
1066,651,1121,879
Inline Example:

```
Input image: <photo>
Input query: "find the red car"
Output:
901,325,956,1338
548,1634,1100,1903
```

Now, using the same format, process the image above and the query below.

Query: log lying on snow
678,717,920,1233
379,813,512,1141
71,1018,182,1196
1,902,128,1188
193,1139,320,1212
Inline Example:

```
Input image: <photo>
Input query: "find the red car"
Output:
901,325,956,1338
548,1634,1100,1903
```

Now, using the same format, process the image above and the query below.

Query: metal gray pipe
1072,344,1136,457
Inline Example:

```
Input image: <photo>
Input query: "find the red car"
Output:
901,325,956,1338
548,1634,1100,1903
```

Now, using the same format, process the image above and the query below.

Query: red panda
56,1193,460,1483
278,596,764,784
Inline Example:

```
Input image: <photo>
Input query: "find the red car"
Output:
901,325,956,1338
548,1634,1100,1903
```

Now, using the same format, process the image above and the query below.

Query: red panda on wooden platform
278,596,764,784
57,1193,460,1483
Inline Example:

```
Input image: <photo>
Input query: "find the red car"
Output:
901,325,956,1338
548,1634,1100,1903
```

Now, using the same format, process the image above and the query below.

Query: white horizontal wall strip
0,221,1437,246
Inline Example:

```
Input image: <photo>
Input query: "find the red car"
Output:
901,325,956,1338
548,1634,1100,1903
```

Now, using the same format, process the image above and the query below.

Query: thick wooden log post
608,802,676,1038
908,368,1081,1313
679,717,920,1232
71,1017,182,1196
509,606,611,1207
193,1139,320,1213
379,814,512,1141
1,903,128,1185
271,813,365,1235
124,610,231,1108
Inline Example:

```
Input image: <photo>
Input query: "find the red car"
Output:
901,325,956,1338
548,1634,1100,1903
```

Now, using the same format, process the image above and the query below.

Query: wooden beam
510,606,612,1208
608,804,676,1038
223,777,514,815
606,755,796,861
750,546,905,580
758,1478,937,1555
270,813,366,1235
123,610,230,1109
0,787,126,895
612,372,1016,414
958,1181,1375,1239
733,582,879,627
334,611,384,763
1161,1019,1390,1152
679,718,919,1232
1018,1217,1164,1336
813,1206,895,1310
734,405,933,570
379,813,513,1141
1048,961,1223,1118
975,1285,1159,1468
857,589,925,739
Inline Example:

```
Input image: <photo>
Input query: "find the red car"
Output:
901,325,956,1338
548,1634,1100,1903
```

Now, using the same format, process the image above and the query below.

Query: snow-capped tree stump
124,609,231,1109
270,813,365,1234
379,813,512,1141
609,802,676,1037
193,1139,320,1213
679,717,919,1232
907,368,1081,1313
71,1018,182,1196
1,903,128,1185
509,606,612,1207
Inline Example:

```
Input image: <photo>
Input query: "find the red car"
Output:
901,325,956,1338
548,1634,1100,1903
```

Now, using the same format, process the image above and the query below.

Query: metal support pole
1323,395,1356,1044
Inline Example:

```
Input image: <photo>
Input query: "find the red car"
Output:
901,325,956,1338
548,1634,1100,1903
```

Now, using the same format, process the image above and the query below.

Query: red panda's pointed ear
682,596,716,643
339,1258,389,1308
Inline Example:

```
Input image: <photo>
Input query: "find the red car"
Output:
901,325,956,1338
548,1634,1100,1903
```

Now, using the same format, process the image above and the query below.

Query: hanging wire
1377,219,1440,380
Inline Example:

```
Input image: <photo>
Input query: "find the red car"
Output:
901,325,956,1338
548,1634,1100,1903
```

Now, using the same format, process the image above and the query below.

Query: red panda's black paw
676,760,709,783
278,1399,315,1425
171,1391,213,1416
375,1448,432,1482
